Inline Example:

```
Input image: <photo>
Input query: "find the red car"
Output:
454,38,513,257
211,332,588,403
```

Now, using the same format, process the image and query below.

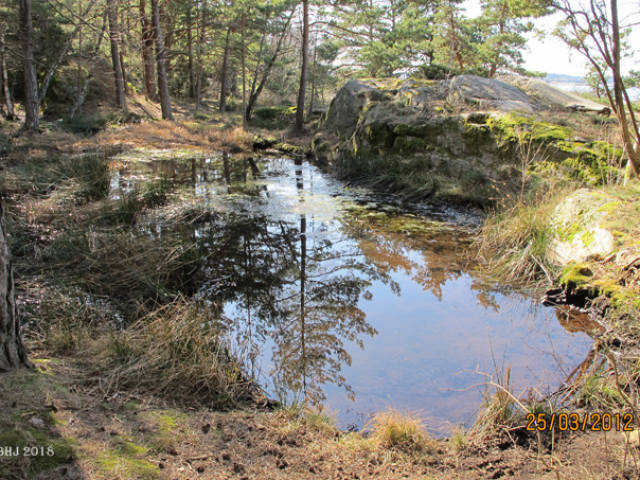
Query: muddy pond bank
106,150,593,433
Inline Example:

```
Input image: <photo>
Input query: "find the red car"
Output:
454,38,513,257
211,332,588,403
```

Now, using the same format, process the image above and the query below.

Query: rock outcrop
317,75,619,204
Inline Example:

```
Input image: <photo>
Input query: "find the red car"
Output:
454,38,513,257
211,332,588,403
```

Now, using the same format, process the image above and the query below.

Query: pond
110,151,593,434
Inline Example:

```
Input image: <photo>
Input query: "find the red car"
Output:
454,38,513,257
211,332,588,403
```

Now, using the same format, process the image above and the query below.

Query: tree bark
308,34,317,119
246,9,293,121
19,0,39,132
0,200,31,371
70,17,107,119
241,15,247,130
119,51,128,94
610,0,639,179
0,33,14,121
151,0,173,120
139,0,157,101
219,25,233,112
247,8,270,118
108,0,127,110
195,0,204,111
295,0,309,131
450,9,464,72
187,9,196,99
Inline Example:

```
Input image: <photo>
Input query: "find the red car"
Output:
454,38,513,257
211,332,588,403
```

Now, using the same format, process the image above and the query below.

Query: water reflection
192,211,384,404
110,154,593,430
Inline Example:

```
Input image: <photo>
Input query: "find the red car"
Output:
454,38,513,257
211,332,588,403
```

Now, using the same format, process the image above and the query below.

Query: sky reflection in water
111,153,592,433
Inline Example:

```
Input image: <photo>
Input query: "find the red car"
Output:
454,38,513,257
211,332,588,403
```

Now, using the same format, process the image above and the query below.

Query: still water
111,152,592,434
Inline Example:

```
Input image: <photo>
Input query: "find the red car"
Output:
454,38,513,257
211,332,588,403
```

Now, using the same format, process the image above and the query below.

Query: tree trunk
70,16,107,119
307,36,317,119
450,9,464,72
219,26,233,112
187,9,196,99
488,5,507,78
0,200,31,371
611,0,639,179
246,9,293,121
195,0,204,111
295,0,309,131
151,0,173,120
108,0,127,110
0,33,14,121
241,15,247,131
120,51,128,94
139,0,157,101
19,0,39,132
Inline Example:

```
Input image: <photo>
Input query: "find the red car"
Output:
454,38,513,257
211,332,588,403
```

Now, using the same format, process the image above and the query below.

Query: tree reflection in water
192,163,391,404
188,157,514,406
113,153,592,423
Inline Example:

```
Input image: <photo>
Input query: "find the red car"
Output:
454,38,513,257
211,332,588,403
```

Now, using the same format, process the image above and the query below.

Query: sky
462,0,640,78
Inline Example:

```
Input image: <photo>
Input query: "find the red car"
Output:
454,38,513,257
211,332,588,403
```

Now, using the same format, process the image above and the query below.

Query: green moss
392,123,424,137
393,136,427,154
253,106,287,119
275,143,303,155
557,222,583,243
0,427,75,474
485,113,573,153
581,230,595,247
463,122,493,153
487,113,533,146
117,440,149,456
152,410,186,432
559,262,593,287
97,450,160,479
527,122,573,142
124,399,143,411
596,201,621,213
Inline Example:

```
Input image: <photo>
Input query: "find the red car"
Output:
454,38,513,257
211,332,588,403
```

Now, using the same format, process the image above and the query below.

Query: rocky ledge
313,75,617,205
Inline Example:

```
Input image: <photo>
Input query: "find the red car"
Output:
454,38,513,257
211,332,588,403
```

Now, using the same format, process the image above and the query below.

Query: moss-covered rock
548,189,618,264
319,77,624,205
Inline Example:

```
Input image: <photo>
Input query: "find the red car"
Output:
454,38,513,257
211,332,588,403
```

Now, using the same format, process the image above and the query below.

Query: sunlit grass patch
79,120,253,154
366,408,435,452
0,152,110,200
94,301,247,404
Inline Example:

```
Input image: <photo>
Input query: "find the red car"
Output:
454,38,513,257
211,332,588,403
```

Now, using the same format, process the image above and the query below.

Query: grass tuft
366,408,435,452
93,301,247,405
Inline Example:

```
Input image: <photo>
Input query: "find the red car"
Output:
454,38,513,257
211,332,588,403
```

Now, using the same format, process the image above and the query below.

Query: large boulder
323,79,374,138
446,75,534,112
318,75,619,204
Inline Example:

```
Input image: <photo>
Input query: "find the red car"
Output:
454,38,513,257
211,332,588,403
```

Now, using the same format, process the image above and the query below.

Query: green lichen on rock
548,189,618,264
559,262,594,287
322,78,625,205
557,222,582,243
393,136,427,155
580,230,595,247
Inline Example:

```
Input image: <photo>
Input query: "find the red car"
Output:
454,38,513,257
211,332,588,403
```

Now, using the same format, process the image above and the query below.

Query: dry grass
474,191,562,286
90,301,250,406
366,408,435,453
471,365,520,440
78,121,253,154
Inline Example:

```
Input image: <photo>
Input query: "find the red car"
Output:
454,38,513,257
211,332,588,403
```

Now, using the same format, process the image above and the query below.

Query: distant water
549,82,640,101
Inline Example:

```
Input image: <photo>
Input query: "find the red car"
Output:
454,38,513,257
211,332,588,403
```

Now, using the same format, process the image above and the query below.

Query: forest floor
1,98,640,479
0,357,635,480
